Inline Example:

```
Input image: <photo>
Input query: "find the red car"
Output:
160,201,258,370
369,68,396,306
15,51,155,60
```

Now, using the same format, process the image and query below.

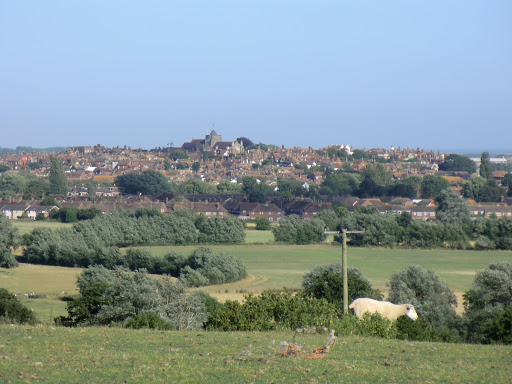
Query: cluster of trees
21,210,246,270
114,171,245,196
272,215,327,244
124,247,247,287
319,167,456,200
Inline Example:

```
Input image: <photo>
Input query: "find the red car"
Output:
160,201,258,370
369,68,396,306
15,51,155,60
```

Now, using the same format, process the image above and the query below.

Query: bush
125,312,172,330
58,266,207,330
481,306,512,344
388,265,461,340
463,262,512,343
206,289,339,331
302,265,383,308
177,247,247,287
254,217,271,230
394,317,446,342
0,247,19,268
0,288,37,325
330,313,397,339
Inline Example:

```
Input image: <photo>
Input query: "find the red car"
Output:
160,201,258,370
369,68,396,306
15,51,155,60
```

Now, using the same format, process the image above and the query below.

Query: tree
254,217,271,230
192,162,201,173
463,263,512,343
0,288,37,324
216,180,243,194
479,152,493,180
387,177,420,199
435,189,471,225
178,179,216,194
0,213,20,250
302,265,382,308
439,154,476,173
115,170,173,195
49,155,68,195
319,172,360,196
168,149,189,161
272,215,326,244
277,178,304,199
197,216,246,244
242,176,272,203
357,164,392,198
57,266,207,330
388,265,461,339
463,177,504,202
420,175,450,198
502,173,512,197
0,163,10,173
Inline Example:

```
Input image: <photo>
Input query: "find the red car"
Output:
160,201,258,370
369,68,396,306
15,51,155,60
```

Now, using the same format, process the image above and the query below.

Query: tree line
272,191,512,250
19,210,245,271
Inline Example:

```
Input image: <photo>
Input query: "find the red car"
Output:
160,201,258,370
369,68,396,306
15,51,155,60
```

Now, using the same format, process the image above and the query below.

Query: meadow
1,325,511,383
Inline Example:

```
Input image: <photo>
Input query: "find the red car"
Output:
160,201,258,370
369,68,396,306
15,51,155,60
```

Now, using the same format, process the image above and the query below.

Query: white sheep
349,298,418,322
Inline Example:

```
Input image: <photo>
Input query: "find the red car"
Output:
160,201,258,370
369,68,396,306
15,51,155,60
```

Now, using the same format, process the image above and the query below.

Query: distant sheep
349,298,418,322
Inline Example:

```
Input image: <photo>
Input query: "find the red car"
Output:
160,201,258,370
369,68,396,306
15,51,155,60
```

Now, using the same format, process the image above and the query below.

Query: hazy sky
1,1,511,152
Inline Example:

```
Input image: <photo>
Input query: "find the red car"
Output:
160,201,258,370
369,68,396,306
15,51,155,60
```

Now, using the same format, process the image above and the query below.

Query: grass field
5,244,512,323
1,325,511,383
5,222,512,322
11,220,72,235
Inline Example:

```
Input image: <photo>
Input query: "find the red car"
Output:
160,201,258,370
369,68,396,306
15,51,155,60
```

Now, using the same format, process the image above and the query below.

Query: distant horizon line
0,145,511,156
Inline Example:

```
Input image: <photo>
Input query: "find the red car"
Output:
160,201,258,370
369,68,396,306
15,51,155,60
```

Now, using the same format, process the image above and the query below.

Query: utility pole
325,228,365,314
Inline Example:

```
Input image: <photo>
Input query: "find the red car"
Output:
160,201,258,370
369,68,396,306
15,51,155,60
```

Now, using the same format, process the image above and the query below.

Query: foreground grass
1,325,510,383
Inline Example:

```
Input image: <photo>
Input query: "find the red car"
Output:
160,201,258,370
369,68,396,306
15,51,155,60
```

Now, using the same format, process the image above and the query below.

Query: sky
1,1,511,153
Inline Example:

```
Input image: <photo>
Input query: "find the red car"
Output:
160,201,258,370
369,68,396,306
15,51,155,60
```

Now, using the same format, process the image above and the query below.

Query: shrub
330,313,397,339
125,312,172,330
206,289,339,331
481,306,512,344
463,262,512,343
302,265,382,308
0,247,19,268
179,247,247,287
394,317,445,342
388,265,461,340
254,217,271,230
58,266,207,330
0,288,37,325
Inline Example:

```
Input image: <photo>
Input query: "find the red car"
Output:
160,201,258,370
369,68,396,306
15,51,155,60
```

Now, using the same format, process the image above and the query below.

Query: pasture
4,242,512,323
1,325,511,383
11,220,72,236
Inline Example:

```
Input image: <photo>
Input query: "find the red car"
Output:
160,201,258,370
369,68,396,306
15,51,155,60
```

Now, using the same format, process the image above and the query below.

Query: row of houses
3,195,512,222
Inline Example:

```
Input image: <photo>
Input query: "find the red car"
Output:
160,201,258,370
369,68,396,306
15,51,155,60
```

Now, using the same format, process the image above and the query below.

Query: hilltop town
1,130,512,221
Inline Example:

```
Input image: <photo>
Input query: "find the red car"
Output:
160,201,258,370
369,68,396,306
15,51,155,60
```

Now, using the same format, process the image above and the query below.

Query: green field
1,325,511,383
11,220,73,235
139,244,512,294
244,229,275,244
4,243,512,323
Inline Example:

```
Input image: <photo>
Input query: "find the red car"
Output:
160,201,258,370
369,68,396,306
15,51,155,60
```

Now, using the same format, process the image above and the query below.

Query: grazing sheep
349,298,418,322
